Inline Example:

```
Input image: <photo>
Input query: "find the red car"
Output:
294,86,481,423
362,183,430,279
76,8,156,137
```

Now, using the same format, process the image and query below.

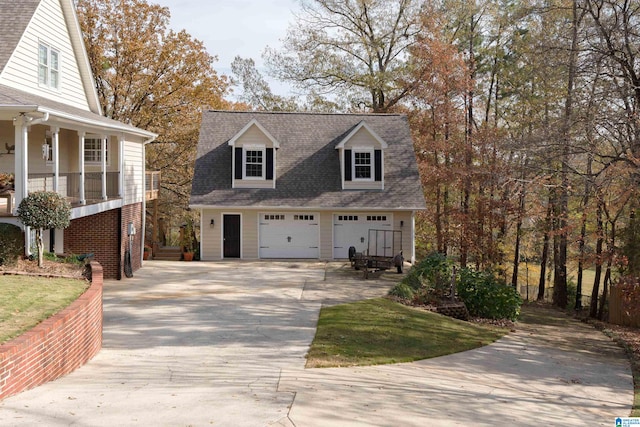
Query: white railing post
78,131,85,205
101,135,107,200
52,127,59,194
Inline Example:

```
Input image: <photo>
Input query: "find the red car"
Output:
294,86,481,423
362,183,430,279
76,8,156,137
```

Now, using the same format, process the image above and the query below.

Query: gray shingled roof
0,0,40,74
190,111,426,210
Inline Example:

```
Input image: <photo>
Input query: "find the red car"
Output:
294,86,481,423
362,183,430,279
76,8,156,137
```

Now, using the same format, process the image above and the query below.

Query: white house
0,0,157,279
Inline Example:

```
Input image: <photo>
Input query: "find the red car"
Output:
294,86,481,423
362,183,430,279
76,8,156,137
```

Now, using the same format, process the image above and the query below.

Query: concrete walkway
0,261,633,426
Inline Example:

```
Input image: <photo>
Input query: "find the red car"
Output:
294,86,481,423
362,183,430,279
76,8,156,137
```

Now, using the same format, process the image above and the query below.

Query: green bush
0,223,24,266
43,251,58,262
457,268,522,321
400,252,453,294
389,282,415,300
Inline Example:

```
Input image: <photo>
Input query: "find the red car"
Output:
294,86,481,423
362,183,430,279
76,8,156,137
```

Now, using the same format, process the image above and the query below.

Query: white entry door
259,213,319,258
333,213,393,259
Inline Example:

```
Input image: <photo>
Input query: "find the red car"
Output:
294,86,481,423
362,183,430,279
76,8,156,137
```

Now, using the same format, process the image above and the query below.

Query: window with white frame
38,43,60,89
353,150,372,180
244,148,264,179
84,137,109,165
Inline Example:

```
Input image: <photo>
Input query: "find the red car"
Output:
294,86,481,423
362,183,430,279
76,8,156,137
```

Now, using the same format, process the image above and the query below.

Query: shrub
0,223,23,266
400,252,453,295
16,191,71,267
457,268,522,321
389,282,415,300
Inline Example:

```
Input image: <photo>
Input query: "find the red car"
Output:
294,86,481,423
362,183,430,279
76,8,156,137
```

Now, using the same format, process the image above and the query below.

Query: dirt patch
0,258,86,279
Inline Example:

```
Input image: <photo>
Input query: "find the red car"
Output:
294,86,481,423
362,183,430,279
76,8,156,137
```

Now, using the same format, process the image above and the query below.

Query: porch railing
28,172,119,202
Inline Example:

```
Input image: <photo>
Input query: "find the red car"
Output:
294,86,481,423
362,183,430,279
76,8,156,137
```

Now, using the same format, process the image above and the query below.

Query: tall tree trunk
511,161,527,289
598,221,615,320
461,10,476,269
553,0,580,309
590,197,604,318
576,157,592,311
538,199,552,301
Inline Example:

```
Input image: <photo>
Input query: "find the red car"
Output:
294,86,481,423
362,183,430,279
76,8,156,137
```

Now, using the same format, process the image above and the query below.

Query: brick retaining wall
0,262,103,401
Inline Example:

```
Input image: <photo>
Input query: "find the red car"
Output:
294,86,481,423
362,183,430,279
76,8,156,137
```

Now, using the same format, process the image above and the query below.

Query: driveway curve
0,261,632,426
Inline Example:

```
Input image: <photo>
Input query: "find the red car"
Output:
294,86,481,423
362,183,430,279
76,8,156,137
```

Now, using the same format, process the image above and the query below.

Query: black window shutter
344,149,352,181
374,149,382,181
266,148,274,180
234,147,242,179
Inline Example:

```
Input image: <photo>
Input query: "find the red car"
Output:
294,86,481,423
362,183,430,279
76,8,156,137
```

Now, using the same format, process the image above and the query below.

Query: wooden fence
609,277,640,327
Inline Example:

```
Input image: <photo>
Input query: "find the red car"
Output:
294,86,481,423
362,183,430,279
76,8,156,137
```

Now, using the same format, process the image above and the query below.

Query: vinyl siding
242,210,259,259
320,212,333,259
342,127,382,149
122,140,143,205
199,208,416,262
201,210,222,260
0,0,90,111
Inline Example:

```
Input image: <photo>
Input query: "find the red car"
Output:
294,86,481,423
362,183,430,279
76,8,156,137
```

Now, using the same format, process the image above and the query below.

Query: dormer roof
334,120,388,149
227,118,280,148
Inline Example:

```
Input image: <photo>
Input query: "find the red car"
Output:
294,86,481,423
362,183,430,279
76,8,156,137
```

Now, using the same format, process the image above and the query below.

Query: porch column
118,134,124,198
13,114,29,211
78,131,85,205
51,127,60,194
101,135,107,200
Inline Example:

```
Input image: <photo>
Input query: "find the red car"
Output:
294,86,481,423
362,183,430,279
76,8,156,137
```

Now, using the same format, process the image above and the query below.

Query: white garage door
333,213,393,259
259,213,319,258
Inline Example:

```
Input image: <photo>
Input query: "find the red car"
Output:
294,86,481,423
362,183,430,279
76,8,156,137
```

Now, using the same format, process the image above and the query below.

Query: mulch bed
0,258,86,279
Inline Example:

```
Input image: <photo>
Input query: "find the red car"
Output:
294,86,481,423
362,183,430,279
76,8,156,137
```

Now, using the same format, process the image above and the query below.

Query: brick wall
64,203,143,279
0,262,103,401
121,203,143,274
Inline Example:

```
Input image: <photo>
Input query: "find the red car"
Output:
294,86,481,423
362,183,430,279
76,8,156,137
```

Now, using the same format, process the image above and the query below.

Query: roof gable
0,0,101,114
228,119,281,148
334,121,389,149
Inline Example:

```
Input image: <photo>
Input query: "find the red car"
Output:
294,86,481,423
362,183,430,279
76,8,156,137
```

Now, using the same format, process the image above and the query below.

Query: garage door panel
259,213,319,258
333,213,392,259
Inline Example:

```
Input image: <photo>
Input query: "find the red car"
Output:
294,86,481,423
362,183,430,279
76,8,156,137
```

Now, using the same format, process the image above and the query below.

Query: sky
153,0,300,97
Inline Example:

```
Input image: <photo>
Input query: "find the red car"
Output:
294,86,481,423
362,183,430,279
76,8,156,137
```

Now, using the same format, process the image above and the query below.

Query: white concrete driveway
0,261,632,426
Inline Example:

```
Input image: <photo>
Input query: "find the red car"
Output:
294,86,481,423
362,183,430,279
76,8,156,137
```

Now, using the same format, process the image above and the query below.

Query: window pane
50,70,59,88
355,165,371,178
38,65,48,85
245,149,263,177
39,45,48,65
84,138,108,163
50,50,59,70
354,152,371,178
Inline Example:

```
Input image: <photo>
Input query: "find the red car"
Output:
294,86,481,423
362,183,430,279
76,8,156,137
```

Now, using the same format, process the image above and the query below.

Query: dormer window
353,150,373,180
335,121,387,190
244,147,265,179
38,43,60,90
229,119,280,189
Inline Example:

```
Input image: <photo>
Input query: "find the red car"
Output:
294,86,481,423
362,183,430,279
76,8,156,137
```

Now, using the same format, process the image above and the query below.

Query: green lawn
0,275,88,344
306,298,507,368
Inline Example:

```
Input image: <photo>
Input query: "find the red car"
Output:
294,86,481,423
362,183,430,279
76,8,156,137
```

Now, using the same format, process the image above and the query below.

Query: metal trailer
349,229,404,279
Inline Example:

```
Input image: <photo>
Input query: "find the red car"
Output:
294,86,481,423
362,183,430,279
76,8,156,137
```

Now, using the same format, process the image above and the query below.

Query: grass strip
0,275,88,344
307,297,507,368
